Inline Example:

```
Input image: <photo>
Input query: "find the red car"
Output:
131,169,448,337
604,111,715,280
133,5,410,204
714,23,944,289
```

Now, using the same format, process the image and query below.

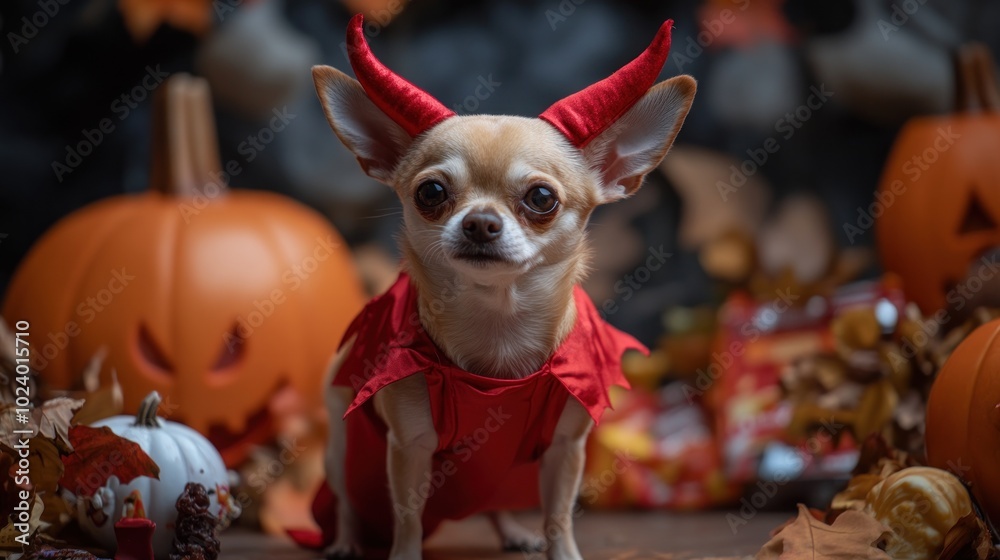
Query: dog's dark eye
415,181,448,208
523,185,558,214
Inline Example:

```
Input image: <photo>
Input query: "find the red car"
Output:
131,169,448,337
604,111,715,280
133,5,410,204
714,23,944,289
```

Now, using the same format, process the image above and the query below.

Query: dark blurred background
1,0,998,346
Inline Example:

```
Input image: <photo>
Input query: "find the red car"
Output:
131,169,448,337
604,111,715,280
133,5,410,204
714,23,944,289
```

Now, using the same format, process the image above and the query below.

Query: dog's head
314,16,695,285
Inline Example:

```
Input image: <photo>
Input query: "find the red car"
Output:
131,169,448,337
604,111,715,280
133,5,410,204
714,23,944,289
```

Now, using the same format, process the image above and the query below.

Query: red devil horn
539,20,674,148
346,14,455,137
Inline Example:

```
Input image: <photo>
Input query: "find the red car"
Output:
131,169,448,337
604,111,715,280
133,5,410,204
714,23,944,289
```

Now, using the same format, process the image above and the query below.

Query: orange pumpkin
925,318,1000,526
876,44,1000,314
2,75,365,466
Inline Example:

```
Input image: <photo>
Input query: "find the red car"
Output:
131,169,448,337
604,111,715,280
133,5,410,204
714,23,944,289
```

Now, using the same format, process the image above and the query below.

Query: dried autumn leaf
32,398,84,451
824,508,848,525
29,437,64,497
0,405,32,450
938,513,1000,560
852,379,898,442
838,434,925,513
0,522,19,551
882,342,913,394
59,426,159,497
0,495,42,550
768,506,827,538
853,433,908,476
73,369,124,426
39,487,73,533
855,449,895,474
831,473,883,511
899,304,940,352
833,308,882,352
756,504,891,559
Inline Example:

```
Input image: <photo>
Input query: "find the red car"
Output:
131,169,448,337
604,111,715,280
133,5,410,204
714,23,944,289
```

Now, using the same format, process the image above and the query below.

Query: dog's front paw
488,511,546,553
546,550,584,560
323,540,362,560
499,526,545,553
387,549,423,560
545,540,583,560
502,534,546,553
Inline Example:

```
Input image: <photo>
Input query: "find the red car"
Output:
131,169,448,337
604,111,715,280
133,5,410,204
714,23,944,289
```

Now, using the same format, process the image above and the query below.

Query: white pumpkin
865,466,972,560
73,391,240,560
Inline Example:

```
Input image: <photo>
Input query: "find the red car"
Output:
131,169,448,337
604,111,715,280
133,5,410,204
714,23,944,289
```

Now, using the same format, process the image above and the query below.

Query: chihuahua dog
311,15,694,560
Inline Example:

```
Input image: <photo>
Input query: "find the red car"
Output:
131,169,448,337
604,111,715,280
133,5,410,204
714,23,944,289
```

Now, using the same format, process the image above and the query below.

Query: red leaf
59,426,159,497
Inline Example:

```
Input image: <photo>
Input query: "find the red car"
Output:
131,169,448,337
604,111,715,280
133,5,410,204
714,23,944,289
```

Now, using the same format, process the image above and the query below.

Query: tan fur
314,65,695,560
396,118,596,379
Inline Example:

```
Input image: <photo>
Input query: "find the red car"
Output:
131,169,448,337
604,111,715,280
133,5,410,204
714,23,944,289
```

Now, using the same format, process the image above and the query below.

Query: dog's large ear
582,75,696,203
313,15,456,184
312,65,412,184
539,20,695,203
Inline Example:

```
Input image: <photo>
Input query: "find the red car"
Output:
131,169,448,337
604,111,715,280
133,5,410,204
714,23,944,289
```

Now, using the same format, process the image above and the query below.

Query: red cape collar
336,273,647,424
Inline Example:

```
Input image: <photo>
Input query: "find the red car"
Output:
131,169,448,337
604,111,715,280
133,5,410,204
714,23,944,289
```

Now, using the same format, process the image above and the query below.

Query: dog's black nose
462,209,503,243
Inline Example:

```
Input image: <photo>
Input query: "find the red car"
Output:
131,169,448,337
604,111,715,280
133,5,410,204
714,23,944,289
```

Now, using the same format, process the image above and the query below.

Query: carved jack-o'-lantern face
876,44,1000,314
2,75,365,466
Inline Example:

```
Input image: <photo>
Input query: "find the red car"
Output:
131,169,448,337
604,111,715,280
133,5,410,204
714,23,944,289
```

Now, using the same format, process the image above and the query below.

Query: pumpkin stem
149,74,228,197
954,43,1000,113
135,391,162,428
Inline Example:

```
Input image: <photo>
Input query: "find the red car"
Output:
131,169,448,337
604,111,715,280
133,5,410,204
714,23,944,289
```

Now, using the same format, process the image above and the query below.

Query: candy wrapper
583,383,738,509
707,277,907,484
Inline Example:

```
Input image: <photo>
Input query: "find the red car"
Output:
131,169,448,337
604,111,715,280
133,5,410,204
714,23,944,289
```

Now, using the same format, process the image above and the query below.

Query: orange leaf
757,504,891,559
59,426,159,497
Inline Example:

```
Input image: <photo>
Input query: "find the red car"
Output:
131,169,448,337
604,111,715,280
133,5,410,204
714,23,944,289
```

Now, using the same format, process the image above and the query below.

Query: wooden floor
220,510,787,559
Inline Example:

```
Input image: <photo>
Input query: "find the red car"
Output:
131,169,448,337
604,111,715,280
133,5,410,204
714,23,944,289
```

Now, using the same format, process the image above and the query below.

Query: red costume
298,273,645,548
289,12,674,550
